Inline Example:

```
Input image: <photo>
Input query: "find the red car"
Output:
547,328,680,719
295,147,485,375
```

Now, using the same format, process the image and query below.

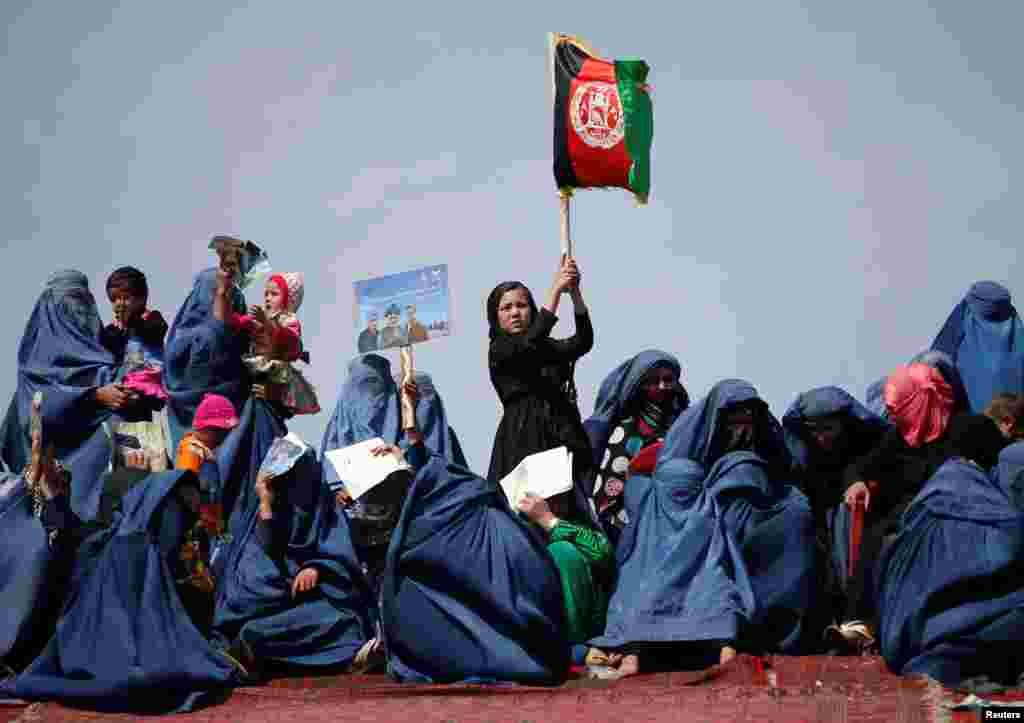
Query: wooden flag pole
399,345,416,431
560,192,573,258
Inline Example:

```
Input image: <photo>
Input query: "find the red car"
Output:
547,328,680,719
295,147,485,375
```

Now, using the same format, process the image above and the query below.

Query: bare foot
719,645,737,665
616,654,641,677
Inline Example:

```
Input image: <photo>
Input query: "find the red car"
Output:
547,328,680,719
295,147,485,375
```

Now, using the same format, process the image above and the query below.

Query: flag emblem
570,82,624,150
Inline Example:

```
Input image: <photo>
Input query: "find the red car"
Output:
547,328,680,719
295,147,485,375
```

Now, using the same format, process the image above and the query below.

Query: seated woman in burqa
319,354,465,591
875,420,1020,688
0,271,151,521
210,443,376,680
379,450,570,685
164,266,249,454
830,363,990,652
931,281,1024,412
0,423,112,676
585,350,689,544
2,467,242,714
781,386,890,635
590,380,816,678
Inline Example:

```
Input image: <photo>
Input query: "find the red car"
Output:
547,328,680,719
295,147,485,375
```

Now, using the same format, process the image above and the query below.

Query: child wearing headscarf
222,272,320,417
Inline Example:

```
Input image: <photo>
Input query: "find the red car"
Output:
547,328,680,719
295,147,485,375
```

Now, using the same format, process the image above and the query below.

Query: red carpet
4,656,1021,721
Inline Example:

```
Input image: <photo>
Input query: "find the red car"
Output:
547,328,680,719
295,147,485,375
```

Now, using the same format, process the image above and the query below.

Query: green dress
546,520,615,644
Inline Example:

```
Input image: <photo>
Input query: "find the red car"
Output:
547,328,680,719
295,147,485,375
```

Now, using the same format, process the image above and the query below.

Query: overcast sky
2,2,1021,471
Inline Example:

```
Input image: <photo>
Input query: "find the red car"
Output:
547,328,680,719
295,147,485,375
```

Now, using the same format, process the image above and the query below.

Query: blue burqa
0,271,120,521
931,281,1024,412
782,386,889,476
591,380,816,655
211,448,377,669
875,445,1024,686
583,349,684,467
782,386,890,591
381,455,570,685
0,471,57,671
319,354,466,488
213,398,288,536
164,268,248,453
1,470,239,713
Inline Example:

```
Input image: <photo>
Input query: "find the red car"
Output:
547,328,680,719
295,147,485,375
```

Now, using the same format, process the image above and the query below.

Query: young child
517,490,615,662
174,393,240,597
220,272,320,417
99,266,169,404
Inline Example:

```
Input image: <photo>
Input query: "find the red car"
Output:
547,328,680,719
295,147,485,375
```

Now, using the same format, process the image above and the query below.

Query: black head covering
943,413,1009,472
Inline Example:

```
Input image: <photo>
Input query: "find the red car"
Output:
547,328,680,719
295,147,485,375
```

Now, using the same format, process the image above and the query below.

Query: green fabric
615,58,653,203
548,520,614,643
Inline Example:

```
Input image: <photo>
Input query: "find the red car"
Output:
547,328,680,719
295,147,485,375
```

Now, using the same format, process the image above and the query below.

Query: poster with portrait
353,264,451,353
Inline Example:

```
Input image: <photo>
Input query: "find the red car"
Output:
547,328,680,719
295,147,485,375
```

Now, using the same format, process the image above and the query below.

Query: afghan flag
551,33,652,204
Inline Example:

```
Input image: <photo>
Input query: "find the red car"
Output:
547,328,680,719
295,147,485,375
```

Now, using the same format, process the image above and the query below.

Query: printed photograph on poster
353,264,451,353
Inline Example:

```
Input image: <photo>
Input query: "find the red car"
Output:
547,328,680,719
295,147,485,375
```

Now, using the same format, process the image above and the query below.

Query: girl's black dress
487,308,594,522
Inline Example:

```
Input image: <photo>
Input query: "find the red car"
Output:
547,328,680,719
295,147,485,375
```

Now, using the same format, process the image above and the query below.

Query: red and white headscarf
884,363,955,448
268,272,304,314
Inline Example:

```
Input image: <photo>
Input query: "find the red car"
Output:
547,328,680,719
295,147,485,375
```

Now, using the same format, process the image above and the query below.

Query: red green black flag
551,34,653,204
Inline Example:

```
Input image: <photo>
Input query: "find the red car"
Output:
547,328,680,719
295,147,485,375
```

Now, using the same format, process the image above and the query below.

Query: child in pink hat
173,393,240,593
175,393,239,473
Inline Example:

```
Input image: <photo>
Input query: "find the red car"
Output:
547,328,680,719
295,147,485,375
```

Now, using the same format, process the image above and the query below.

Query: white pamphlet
499,446,573,508
323,437,411,500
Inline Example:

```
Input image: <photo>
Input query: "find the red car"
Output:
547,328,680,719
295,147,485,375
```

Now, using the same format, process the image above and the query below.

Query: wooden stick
399,345,416,431
560,193,573,258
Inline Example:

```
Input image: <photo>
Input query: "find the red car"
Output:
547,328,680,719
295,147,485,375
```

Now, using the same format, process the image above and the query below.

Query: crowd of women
1,239,1023,714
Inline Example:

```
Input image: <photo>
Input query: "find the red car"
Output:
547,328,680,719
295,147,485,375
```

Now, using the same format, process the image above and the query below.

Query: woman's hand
334,489,353,507
94,383,138,411
401,380,418,405
370,443,407,467
517,492,558,530
26,427,68,501
124,449,150,470
292,567,319,597
844,481,871,511
255,472,275,518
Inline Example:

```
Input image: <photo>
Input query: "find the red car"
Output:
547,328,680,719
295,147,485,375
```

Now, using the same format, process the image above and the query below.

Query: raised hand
27,427,68,501
255,472,275,519
551,253,578,296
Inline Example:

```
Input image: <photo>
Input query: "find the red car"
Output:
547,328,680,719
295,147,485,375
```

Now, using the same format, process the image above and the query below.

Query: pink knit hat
193,393,240,431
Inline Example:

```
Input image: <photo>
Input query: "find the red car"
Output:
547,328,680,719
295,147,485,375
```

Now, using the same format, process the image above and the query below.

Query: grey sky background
2,3,1021,472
